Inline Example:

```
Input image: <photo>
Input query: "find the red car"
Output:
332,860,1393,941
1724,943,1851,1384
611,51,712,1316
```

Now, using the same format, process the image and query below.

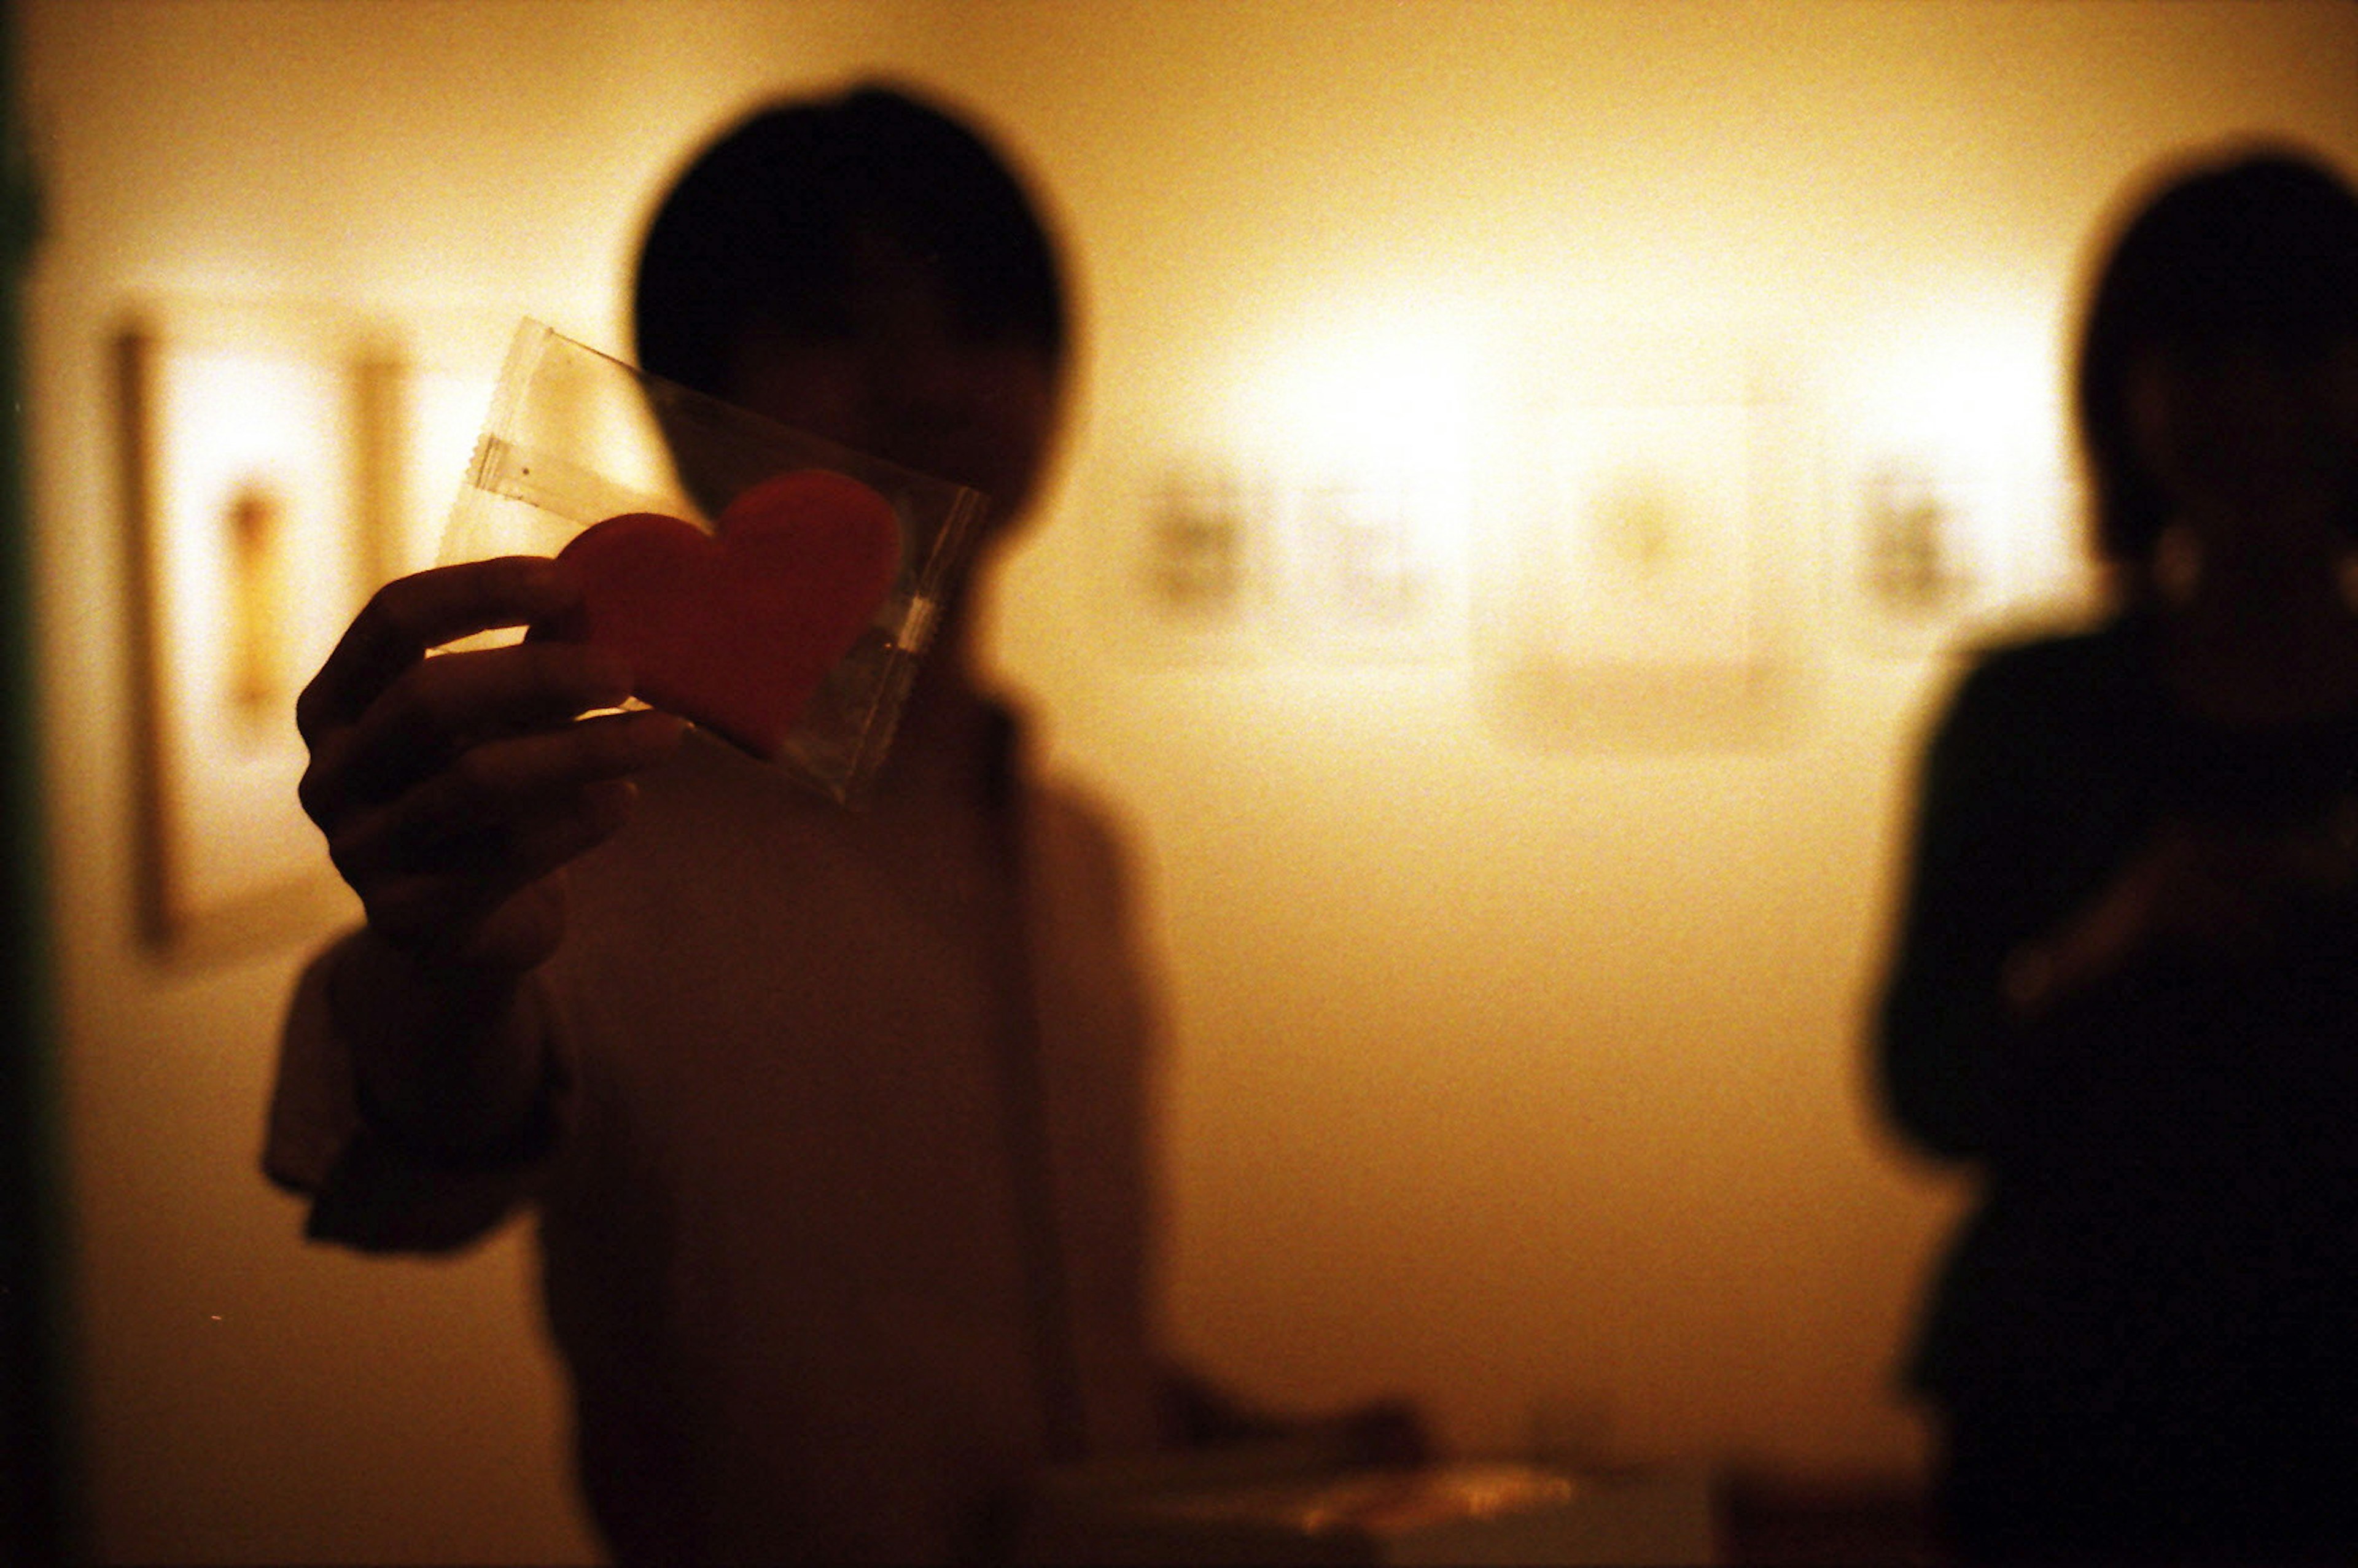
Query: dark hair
632,83,1068,400
2076,144,2358,573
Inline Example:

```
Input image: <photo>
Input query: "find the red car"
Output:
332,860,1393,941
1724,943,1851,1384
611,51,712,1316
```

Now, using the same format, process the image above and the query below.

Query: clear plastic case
440,320,988,802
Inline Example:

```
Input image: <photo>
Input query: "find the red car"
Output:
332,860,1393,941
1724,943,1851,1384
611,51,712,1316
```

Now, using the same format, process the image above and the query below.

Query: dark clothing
1877,613,2358,1561
270,720,1172,1565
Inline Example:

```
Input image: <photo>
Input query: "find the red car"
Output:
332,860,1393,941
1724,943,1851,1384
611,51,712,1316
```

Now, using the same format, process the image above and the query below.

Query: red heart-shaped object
551,469,903,759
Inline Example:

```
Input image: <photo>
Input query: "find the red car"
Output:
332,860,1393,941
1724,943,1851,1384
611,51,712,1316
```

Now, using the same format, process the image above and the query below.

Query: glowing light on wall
1856,299,2061,473
1240,304,1488,492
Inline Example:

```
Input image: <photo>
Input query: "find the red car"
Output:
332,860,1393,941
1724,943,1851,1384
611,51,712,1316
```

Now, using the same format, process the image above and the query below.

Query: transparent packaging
441,320,988,803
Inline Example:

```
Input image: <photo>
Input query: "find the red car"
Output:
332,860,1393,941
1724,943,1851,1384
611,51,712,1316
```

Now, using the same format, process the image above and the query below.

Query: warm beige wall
23,2,2358,1562
932,0,2358,1477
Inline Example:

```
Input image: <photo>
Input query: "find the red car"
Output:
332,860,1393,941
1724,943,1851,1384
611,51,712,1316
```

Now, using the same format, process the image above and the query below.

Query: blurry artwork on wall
1841,453,2009,657
1125,460,1269,662
1122,459,1469,666
1519,399,1767,668
1858,459,1985,624
1105,316,2098,724
114,301,505,959
1834,451,2101,657
1489,389,1795,748
1277,470,1467,661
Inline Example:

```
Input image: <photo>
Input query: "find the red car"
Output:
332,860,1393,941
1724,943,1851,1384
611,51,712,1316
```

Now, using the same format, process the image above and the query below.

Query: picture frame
115,300,373,958
1515,399,1768,669
1113,455,1471,667
1109,457,1277,666
1487,392,1795,748
1832,446,2105,658
1270,469,1469,663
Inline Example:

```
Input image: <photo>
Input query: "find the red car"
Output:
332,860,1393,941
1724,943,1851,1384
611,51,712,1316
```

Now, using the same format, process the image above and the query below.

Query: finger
325,708,685,885
298,557,580,744
302,639,642,821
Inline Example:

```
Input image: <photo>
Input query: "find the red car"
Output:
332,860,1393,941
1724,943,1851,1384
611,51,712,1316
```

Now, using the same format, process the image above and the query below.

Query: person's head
634,83,1070,529
2076,144,2358,593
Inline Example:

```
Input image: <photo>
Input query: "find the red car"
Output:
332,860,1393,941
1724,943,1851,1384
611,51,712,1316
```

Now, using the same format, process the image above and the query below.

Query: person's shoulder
1950,611,2143,710
1025,768,1131,866
1018,764,1148,921
1962,612,2124,673
1904,615,2147,775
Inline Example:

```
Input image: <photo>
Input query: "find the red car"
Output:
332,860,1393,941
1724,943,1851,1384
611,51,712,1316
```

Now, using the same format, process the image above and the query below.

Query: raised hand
297,555,686,976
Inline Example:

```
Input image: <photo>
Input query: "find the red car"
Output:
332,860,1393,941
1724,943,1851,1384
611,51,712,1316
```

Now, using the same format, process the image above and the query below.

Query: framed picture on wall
116,301,371,958
1831,448,2106,657
1108,457,1277,666
1111,456,1474,667
1488,393,1792,747
1517,400,1766,669
1270,471,1469,662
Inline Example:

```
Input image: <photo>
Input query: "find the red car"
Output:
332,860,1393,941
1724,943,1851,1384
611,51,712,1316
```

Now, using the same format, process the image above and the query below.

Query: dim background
13,1,2358,1562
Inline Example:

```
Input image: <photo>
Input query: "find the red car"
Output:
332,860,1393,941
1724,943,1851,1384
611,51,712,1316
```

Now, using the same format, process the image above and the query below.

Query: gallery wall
20,2,2358,1561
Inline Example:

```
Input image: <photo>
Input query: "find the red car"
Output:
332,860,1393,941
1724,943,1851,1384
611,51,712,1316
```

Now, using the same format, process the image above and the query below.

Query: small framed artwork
116,301,370,957
1271,472,1468,662
1489,395,1791,747
1112,457,1471,667
1834,449,2103,657
1111,459,1277,666
1519,401,1765,667
1140,463,1261,623
1835,451,2004,655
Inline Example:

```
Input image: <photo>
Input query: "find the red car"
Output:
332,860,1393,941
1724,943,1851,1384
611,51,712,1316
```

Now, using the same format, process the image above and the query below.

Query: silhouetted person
265,85,1329,1565
1877,145,2358,1564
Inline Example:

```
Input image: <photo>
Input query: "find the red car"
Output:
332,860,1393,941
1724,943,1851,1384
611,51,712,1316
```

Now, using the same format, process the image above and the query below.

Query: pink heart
552,469,903,759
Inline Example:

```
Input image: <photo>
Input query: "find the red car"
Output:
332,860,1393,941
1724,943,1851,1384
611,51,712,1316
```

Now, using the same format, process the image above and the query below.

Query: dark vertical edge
113,322,173,950
0,0,80,1562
